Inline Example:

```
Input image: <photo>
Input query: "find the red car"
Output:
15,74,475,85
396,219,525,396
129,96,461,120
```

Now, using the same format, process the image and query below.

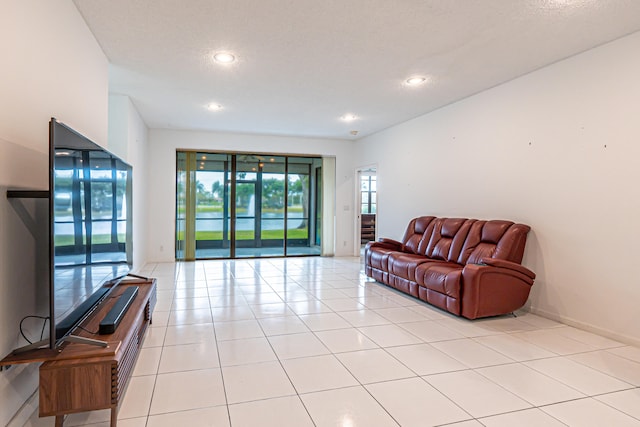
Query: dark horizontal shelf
7,190,50,199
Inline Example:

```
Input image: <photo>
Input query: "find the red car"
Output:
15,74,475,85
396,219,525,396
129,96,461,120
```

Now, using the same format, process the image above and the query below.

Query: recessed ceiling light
341,114,358,122
207,103,223,111
213,52,236,64
405,76,427,86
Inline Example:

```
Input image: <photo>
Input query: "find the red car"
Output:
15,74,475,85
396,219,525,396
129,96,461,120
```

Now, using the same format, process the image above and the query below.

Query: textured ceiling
73,0,640,140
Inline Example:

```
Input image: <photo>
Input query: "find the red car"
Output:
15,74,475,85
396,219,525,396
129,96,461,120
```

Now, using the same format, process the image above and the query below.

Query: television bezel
48,118,133,349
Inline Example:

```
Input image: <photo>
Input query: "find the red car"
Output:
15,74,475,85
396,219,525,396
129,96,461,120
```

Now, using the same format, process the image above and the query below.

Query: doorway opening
355,166,377,256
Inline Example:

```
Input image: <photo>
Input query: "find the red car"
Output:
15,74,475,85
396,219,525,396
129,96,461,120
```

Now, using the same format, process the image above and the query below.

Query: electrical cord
75,325,99,335
19,315,49,344
18,294,120,342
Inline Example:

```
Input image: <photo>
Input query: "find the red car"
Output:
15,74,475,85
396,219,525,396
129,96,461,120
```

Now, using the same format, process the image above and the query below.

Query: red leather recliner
365,216,535,319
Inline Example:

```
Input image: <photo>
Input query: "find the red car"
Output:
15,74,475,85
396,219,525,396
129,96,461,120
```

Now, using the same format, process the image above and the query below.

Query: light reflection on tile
26,258,640,427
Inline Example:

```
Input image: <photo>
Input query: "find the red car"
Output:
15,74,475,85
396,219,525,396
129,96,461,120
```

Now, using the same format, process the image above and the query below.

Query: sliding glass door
176,151,322,260
287,157,322,255
195,153,231,258
235,155,287,257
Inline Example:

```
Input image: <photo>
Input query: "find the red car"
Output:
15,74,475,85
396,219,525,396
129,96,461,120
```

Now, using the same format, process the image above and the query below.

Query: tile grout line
106,258,640,427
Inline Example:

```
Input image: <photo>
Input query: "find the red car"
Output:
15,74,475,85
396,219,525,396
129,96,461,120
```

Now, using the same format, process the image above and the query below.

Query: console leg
110,407,117,427
55,415,64,427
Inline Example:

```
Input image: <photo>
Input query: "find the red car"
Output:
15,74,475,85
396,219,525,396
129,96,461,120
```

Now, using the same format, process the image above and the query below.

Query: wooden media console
1,278,156,427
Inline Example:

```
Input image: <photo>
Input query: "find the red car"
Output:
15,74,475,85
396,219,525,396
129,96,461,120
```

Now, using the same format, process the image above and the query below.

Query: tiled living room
23,257,640,426
3,1,640,426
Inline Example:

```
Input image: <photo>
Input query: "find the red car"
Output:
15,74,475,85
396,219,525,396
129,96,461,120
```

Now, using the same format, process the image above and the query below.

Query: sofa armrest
480,258,536,280
379,237,402,246
460,262,535,319
366,238,403,251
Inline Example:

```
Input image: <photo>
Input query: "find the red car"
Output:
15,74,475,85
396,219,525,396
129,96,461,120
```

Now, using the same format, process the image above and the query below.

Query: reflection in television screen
50,119,133,344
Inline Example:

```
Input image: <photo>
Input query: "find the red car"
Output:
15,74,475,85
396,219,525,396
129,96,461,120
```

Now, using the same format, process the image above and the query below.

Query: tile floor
25,256,640,427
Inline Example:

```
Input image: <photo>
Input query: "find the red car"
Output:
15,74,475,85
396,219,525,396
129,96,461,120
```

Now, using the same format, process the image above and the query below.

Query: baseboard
529,306,640,348
6,388,38,427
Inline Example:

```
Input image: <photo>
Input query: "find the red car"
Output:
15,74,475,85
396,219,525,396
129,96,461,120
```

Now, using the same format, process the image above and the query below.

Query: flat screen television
48,118,133,348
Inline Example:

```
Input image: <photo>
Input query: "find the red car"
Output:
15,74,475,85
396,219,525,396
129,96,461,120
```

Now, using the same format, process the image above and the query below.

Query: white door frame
353,164,377,257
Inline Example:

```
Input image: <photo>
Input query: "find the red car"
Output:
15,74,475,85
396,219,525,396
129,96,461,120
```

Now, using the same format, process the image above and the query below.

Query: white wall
355,31,640,345
0,1,108,425
109,95,150,272
146,129,356,262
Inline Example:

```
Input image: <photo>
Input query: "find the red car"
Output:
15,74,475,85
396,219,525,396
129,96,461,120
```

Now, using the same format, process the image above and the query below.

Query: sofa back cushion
401,216,531,265
421,218,473,262
493,223,531,263
457,220,530,264
401,216,435,254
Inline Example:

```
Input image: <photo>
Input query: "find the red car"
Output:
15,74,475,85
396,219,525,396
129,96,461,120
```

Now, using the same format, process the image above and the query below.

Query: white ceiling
73,0,640,140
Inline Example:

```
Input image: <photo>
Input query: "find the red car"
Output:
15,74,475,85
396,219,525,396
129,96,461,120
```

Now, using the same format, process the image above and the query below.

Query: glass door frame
176,150,322,260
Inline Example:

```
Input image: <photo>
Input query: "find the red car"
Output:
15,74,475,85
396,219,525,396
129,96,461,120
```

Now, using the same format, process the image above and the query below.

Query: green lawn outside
178,205,304,215
55,234,126,246
55,227,309,247
177,228,308,241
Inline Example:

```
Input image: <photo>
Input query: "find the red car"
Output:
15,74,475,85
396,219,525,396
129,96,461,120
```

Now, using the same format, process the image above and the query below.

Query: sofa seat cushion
415,262,463,299
388,253,433,281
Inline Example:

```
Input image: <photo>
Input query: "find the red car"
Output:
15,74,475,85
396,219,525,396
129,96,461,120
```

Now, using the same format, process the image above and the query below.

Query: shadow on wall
0,363,40,425
0,188,49,348
0,139,49,426
0,190,49,426
520,228,555,316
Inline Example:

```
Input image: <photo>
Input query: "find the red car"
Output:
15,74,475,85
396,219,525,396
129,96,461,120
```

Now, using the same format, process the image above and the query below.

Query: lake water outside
54,211,305,241
195,211,305,233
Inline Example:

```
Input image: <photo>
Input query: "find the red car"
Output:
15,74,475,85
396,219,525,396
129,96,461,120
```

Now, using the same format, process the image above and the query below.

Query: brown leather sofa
364,216,535,319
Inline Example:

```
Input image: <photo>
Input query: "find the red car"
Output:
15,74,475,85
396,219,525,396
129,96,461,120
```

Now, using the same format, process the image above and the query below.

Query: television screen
50,119,132,346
